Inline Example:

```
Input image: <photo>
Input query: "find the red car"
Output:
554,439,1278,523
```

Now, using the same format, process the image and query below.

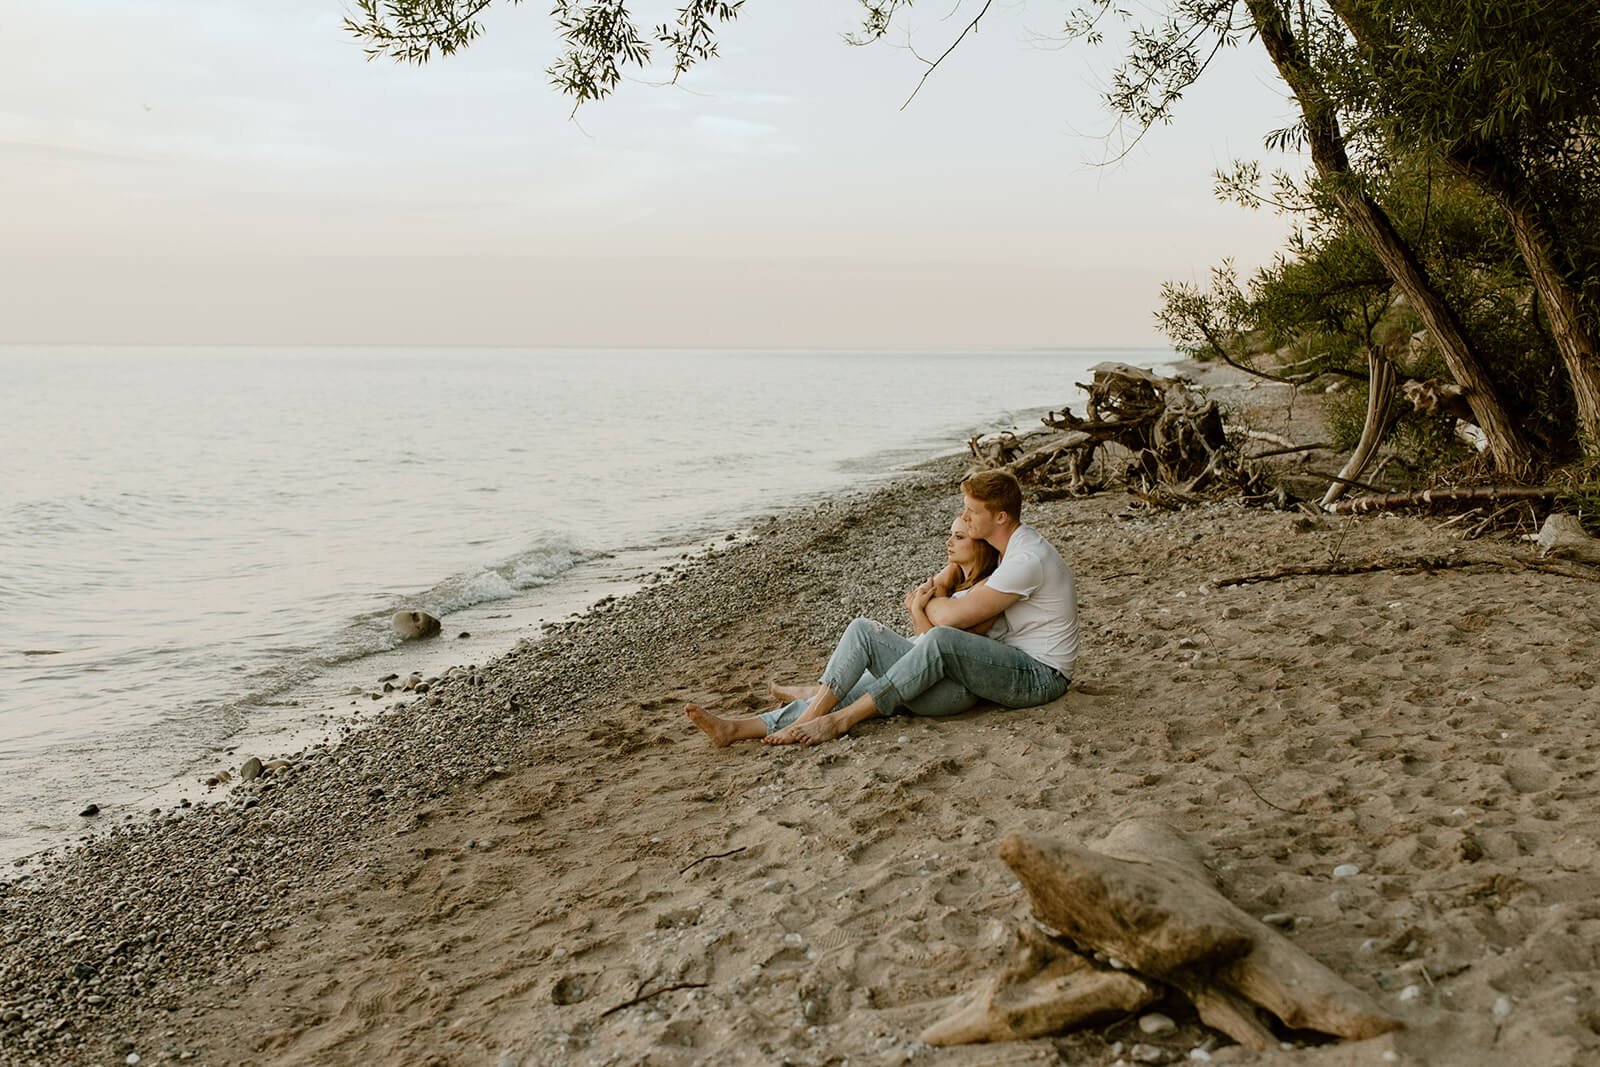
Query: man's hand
904,578,935,615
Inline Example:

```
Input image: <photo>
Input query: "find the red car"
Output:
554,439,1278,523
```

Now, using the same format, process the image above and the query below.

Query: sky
0,0,1306,348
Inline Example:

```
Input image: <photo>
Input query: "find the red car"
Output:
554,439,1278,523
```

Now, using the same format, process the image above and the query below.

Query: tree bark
1325,0,1600,454
1243,0,1535,474
1454,155,1600,453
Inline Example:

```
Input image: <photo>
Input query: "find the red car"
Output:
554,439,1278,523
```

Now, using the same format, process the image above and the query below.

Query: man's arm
924,582,1019,630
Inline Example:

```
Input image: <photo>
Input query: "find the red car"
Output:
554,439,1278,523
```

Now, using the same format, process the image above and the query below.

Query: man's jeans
758,617,1070,733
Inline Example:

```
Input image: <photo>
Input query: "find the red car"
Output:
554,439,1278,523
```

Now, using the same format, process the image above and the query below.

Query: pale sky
0,0,1304,348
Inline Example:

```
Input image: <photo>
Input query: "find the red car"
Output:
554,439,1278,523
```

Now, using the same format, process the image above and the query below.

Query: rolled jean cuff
864,676,902,716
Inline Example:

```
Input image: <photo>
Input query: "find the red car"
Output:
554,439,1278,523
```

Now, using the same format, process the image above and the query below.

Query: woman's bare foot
762,714,846,746
769,681,823,704
685,705,765,747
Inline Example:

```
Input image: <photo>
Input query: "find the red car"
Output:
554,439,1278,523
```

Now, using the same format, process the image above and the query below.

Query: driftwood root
980,819,1401,1051
920,924,1158,1046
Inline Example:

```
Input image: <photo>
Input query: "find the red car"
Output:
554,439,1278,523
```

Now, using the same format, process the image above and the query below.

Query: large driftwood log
968,364,1242,499
921,924,1158,1046
998,820,1401,1050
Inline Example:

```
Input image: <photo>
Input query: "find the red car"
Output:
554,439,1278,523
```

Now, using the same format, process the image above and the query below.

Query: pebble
896,736,909,744
240,758,264,782
1399,984,1421,1003
126,1055,141,1066
1188,1051,1211,1063
1130,1043,1165,1064
79,804,100,818
1138,1012,1175,1035
1492,995,1512,1018
1332,863,1360,878
1262,912,1293,927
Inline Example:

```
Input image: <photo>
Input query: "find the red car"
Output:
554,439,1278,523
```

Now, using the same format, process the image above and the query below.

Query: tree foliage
344,0,746,104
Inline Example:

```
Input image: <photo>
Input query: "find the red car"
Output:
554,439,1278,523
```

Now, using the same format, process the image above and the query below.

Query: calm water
0,346,1166,858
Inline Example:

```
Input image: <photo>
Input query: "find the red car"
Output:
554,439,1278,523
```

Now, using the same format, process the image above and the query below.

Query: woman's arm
906,580,936,635
929,562,961,598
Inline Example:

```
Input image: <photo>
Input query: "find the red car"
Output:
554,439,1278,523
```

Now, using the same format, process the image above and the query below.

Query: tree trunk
1243,0,1535,474
1325,0,1600,455
1456,156,1600,453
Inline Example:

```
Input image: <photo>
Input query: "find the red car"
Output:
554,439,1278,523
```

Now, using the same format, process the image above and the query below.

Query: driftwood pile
924,820,1401,1051
968,363,1268,505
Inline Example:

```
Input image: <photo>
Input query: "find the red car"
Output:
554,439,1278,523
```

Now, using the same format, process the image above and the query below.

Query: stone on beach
392,610,442,640
240,758,264,782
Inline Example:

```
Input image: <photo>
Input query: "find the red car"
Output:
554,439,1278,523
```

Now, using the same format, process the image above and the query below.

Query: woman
685,517,1005,746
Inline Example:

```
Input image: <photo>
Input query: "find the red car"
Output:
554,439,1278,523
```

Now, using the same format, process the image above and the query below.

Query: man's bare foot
762,714,846,746
685,704,740,748
769,681,823,704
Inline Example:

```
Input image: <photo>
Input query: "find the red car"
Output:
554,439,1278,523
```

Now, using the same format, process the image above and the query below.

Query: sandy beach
5,369,1600,1067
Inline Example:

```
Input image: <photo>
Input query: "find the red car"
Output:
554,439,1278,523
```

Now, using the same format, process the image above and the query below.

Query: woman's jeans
758,616,1070,733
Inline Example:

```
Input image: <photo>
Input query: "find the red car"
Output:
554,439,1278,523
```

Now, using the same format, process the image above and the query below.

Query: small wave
292,533,599,669
417,535,595,618
132,534,603,724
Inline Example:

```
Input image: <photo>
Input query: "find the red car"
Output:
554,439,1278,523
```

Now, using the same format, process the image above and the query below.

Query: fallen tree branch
1216,555,1487,587
599,981,709,1018
1247,441,1329,459
1239,774,1302,815
1324,486,1556,515
679,846,747,875
1305,469,1394,496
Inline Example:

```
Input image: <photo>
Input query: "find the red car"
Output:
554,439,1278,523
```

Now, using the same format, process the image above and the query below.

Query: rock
264,759,290,773
1492,995,1512,1018
1332,863,1360,878
393,610,442,641
1262,913,1293,927
403,673,423,691
79,804,100,818
240,758,264,782
1398,985,1421,1003
1131,1043,1167,1064
1139,1012,1176,1035
458,631,471,639
126,1055,141,1066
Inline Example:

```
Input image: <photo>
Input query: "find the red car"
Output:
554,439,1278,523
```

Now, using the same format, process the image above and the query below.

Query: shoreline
5,369,1600,1066
2,422,1045,868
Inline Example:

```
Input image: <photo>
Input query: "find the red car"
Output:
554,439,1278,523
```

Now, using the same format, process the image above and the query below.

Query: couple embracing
686,470,1077,748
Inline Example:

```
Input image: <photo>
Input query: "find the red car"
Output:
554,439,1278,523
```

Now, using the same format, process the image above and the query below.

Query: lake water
0,345,1168,860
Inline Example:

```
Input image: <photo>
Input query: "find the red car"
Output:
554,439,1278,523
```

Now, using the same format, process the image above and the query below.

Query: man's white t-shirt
983,524,1078,675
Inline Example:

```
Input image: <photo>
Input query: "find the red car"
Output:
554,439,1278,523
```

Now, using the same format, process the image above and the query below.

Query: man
684,470,1077,747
